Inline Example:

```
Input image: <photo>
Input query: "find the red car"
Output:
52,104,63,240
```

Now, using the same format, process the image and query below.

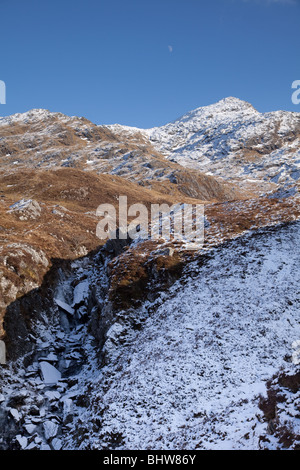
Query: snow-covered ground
64,221,300,450
0,220,299,450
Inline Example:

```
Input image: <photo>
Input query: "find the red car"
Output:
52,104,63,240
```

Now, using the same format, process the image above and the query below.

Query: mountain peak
168,97,259,127
217,96,256,109
0,108,59,127
193,96,256,118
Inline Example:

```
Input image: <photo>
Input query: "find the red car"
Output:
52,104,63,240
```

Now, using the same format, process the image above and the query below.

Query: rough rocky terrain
0,98,299,450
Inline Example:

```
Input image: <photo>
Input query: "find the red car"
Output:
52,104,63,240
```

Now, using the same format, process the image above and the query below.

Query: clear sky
0,0,300,127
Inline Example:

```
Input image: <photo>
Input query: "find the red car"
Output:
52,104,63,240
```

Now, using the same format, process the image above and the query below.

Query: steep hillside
0,221,298,450
0,108,243,202
0,99,299,451
67,221,299,450
0,167,209,337
0,103,270,338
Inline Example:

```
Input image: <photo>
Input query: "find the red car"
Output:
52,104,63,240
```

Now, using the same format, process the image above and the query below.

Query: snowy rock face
0,219,299,450
146,97,300,187
106,97,300,191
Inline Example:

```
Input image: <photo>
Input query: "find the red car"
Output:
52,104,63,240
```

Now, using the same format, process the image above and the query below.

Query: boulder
43,420,59,441
39,362,61,385
154,247,174,257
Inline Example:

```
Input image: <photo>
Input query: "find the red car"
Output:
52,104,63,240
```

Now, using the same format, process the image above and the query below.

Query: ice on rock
51,437,63,450
45,390,61,401
62,398,73,424
40,444,51,450
8,198,41,220
26,441,39,450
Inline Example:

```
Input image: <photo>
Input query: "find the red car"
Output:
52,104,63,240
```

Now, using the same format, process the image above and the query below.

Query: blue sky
0,0,299,127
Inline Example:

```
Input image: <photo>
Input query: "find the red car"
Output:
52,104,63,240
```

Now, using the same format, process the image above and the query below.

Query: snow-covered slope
62,221,299,450
1,222,299,450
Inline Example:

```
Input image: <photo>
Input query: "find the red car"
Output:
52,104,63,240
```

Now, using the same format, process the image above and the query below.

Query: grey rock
43,420,59,441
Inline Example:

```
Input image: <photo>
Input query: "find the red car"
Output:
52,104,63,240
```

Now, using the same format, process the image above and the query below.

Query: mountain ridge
3,96,299,194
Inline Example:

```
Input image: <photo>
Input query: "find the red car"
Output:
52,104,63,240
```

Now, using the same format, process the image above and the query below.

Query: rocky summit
0,98,299,450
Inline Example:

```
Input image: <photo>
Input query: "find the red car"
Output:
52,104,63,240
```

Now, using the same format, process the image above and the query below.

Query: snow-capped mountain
108,97,300,191
2,98,299,195
149,97,300,186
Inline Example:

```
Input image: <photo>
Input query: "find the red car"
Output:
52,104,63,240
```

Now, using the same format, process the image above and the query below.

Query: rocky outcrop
0,252,100,449
8,199,41,221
